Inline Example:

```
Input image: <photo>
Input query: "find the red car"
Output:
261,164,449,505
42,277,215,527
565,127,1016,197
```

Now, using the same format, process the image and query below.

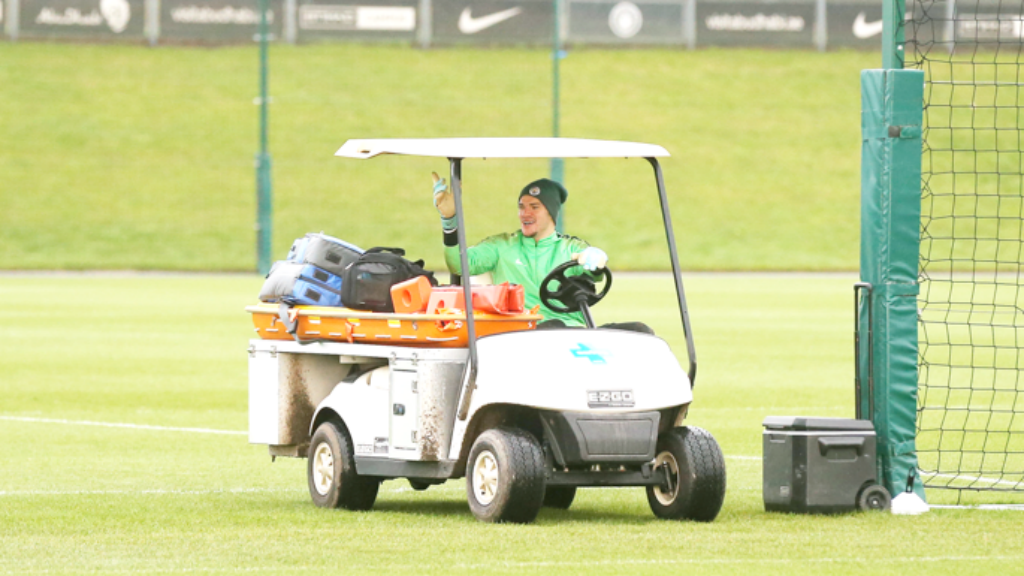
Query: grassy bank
0,43,877,271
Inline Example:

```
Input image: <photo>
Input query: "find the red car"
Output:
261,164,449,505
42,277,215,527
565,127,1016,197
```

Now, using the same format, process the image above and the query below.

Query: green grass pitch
2,274,1022,575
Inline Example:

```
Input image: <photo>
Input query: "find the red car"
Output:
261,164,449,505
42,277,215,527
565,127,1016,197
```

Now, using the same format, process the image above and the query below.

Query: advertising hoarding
431,0,553,44
297,0,417,41
696,0,815,47
19,0,144,38
160,0,283,41
568,0,685,44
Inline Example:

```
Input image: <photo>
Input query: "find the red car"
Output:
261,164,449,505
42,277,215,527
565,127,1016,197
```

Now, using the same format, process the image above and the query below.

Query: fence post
144,0,160,46
943,0,955,53
814,0,827,52
683,0,696,49
284,0,296,44
417,0,431,48
4,0,19,41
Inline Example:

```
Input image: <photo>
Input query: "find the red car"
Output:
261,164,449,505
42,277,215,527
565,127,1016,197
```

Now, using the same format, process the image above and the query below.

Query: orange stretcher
245,303,542,348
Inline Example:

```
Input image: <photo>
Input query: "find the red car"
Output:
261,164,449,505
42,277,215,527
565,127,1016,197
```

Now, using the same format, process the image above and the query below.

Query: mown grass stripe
0,416,247,436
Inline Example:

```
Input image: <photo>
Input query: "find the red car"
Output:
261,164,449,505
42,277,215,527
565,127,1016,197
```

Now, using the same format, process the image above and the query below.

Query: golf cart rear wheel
307,420,379,511
646,426,726,522
857,484,892,512
466,427,546,523
543,486,577,509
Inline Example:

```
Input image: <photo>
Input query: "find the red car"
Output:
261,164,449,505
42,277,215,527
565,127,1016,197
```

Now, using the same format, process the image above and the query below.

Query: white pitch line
0,487,303,497
0,415,247,436
926,471,1024,489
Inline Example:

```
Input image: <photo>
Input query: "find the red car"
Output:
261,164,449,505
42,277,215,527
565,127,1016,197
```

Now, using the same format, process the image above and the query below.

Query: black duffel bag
341,247,438,312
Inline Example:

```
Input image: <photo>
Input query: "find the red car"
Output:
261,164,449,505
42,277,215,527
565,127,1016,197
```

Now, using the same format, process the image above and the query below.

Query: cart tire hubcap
313,442,335,496
472,450,499,506
653,451,680,506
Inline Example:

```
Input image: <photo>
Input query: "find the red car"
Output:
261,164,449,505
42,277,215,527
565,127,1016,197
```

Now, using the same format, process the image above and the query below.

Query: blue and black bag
259,233,364,306
286,233,363,277
259,261,344,306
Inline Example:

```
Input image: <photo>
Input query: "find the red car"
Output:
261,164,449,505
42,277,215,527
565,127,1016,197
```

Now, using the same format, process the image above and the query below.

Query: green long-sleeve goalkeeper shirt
444,230,591,326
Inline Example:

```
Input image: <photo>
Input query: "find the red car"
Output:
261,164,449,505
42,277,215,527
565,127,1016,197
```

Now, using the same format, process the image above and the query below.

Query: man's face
519,196,555,239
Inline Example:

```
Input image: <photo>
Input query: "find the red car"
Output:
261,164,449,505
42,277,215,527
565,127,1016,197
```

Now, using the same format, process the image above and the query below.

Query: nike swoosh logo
852,12,884,39
458,6,522,34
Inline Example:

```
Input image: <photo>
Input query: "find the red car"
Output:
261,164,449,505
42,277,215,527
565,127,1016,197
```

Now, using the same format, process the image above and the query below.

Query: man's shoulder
479,231,519,245
556,233,590,249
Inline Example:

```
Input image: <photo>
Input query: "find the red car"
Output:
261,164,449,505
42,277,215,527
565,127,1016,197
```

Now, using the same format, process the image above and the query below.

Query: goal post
864,0,1024,503
858,65,926,499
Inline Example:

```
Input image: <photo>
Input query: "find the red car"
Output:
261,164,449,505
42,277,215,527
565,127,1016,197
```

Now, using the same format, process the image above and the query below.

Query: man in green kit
431,172,651,333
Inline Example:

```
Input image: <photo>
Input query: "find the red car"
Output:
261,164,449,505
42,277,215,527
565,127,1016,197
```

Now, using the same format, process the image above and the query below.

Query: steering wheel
539,260,613,314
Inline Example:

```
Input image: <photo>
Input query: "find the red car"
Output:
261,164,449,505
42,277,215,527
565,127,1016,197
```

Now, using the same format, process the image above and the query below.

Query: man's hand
574,247,608,272
432,172,456,219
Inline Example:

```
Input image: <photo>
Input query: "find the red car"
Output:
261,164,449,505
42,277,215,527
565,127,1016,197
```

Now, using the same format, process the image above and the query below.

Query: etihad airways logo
458,6,521,34
35,0,131,32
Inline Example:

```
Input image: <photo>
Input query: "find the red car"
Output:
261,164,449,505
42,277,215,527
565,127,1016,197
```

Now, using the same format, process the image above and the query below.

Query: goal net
906,0,1024,500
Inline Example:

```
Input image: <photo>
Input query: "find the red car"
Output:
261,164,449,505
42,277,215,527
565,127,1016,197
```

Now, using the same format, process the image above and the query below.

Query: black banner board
568,0,684,44
297,0,417,41
431,0,552,44
827,1,881,48
19,0,144,38
696,0,814,47
161,0,283,41
950,2,1023,46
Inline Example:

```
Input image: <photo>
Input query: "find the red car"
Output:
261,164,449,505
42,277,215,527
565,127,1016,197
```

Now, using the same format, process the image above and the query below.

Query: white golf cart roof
335,138,670,159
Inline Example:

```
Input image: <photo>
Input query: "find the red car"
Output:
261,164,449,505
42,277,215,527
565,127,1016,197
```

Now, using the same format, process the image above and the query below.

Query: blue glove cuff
441,215,458,232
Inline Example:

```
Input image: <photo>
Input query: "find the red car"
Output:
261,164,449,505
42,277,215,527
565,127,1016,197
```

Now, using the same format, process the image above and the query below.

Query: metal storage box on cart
762,416,889,513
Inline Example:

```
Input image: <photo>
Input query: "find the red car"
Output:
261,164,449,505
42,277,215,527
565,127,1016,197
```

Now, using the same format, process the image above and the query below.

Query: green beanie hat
519,178,568,223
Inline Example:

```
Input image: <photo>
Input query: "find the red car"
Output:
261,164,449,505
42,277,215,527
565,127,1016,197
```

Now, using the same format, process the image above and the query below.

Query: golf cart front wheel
307,420,379,511
466,427,546,523
646,426,726,522
857,484,892,512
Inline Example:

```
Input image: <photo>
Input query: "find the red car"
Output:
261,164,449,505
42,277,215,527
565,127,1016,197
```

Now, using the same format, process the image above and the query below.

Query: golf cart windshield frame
336,138,697,418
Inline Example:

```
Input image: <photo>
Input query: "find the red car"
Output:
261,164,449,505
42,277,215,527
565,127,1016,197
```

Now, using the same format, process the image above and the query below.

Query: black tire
466,427,546,523
857,484,892,512
307,420,379,511
646,426,726,522
543,486,577,509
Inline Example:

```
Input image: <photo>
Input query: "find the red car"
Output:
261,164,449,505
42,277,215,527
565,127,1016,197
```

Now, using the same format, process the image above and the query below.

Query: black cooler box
762,416,882,513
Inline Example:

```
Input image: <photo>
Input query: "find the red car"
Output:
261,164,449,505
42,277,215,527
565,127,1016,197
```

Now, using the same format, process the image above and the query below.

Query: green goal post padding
859,67,926,499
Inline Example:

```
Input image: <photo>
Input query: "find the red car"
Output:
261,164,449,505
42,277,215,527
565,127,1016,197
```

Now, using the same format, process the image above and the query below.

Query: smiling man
431,173,607,326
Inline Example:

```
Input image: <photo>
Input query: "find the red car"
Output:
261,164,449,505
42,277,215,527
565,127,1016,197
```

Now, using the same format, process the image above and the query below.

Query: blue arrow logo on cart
571,343,610,365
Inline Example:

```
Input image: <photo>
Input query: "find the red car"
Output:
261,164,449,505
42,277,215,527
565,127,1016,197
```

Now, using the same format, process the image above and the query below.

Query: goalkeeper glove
575,247,608,272
431,172,457,231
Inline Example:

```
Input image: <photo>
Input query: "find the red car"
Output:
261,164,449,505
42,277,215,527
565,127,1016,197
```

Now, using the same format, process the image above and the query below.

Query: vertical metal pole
683,0,696,50
452,159,480,421
648,158,697,386
943,0,955,53
144,0,160,46
417,0,432,49
5,0,20,41
284,0,297,44
814,0,827,52
883,0,906,69
551,0,565,233
256,0,273,275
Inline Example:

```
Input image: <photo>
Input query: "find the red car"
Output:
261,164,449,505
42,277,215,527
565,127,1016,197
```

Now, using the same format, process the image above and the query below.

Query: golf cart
246,138,726,523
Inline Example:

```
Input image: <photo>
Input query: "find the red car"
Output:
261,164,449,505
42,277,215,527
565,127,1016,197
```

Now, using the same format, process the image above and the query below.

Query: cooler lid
762,416,875,432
